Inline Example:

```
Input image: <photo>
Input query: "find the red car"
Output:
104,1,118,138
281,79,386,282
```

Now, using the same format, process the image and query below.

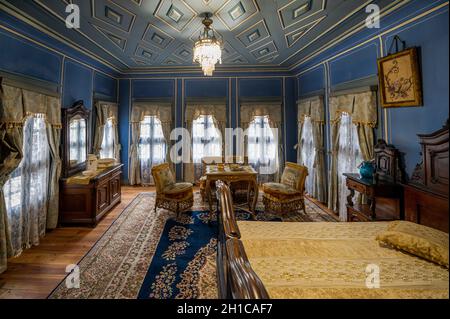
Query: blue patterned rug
138,210,279,299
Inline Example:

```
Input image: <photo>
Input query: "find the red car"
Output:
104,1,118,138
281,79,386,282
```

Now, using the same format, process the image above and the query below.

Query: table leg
347,188,355,207
251,180,259,218
247,182,252,209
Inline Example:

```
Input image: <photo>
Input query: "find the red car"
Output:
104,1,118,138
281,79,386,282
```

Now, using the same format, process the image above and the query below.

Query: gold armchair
151,163,194,218
262,162,308,215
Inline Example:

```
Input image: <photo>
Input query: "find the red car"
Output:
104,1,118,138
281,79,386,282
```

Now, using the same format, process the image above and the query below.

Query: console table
344,173,402,222
345,140,405,222
59,164,123,226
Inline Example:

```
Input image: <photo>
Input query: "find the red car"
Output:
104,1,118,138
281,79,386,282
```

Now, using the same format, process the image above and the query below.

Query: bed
216,123,449,299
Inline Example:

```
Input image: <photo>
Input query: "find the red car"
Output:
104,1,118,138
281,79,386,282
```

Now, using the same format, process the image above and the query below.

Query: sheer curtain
300,116,315,196
247,115,278,184
336,113,363,221
100,118,115,159
139,116,166,185
192,115,222,182
3,115,50,256
93,102,121,163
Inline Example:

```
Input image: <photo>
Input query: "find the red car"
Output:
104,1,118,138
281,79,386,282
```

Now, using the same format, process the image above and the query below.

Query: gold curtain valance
0,84,62,126
329,91,377,127
131,102,173,124
297,96,325,124
185,104,227,124
96,101,118,125
240,103,282,126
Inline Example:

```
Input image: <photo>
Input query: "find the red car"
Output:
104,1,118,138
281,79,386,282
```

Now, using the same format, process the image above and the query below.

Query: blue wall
296,1,449,178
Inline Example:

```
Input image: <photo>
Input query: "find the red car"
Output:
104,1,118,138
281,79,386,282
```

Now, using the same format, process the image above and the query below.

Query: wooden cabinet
59,164,123,226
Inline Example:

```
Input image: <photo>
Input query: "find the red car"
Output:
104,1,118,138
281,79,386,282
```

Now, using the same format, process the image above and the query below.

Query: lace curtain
192,115,222,183
248,116,278,184
129,103,172,185
296,96,327,202
184,103,226,183
139,116,166,185
1,83,61,274
240,103,283,181
337,113,364,221
300,117,315,196
99,118,115,159
93,101,121,162
3,115,50,255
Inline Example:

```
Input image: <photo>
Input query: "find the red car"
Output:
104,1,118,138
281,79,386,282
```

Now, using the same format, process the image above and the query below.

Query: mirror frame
62,100,90,177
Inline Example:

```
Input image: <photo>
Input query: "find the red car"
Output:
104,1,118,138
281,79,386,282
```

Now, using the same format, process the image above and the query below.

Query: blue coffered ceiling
0,0,409,73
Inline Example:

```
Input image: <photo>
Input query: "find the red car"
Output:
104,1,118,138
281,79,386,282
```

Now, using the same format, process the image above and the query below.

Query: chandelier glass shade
193,14,222,76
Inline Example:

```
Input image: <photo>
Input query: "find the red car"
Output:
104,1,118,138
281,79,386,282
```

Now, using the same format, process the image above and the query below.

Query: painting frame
377,47,423,108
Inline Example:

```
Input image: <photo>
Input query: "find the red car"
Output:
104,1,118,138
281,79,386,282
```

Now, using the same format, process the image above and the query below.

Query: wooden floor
0,186,151,299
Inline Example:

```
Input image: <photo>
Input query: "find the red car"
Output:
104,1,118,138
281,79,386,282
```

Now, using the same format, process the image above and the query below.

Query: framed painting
377,47,423,108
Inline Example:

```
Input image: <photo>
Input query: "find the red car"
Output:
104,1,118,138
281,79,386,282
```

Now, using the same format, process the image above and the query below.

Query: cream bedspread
237,221,449,299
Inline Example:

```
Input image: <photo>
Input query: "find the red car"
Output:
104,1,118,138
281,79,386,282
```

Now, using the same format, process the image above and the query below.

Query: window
192,115,222,181
139,116,166,185
337,113,363,220
300,117,315,196
3,115,50,253
100,118,115,159
247,116,278,183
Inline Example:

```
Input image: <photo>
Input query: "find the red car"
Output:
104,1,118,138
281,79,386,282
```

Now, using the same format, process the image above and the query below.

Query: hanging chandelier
193,13,222,76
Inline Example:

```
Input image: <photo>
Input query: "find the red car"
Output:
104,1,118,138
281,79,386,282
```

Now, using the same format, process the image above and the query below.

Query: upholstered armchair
151,163,194,218
262,162,308,215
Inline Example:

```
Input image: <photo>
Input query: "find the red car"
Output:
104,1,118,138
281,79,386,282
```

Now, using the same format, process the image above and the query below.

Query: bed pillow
376,221,449,268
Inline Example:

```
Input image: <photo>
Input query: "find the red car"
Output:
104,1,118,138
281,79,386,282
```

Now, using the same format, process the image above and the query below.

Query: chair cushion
164,182,193,194
153,167,176,190
281,165,303,190
263,182,302,200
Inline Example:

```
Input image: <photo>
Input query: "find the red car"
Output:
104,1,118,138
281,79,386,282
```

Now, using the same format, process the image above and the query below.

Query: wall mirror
62,100,90,177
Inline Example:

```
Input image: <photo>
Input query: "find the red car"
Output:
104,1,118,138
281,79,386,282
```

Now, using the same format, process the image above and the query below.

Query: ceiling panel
1,0,409,72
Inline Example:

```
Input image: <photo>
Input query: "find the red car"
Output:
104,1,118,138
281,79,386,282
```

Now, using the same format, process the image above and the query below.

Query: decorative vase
359,161,375,179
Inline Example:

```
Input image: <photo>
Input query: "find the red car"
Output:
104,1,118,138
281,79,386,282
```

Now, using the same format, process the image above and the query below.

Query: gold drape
93,101,121,162
0,83,61,274
183,103,227,183
129,102,173,185
240,103,284,181
328,91,377,212
296,96,327,202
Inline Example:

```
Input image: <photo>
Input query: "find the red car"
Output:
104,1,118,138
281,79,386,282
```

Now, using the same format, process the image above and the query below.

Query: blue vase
359,161,375,179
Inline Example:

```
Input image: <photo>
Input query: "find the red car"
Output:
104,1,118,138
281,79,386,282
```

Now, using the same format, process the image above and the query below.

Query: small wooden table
205,165,259,216
344,173,402,222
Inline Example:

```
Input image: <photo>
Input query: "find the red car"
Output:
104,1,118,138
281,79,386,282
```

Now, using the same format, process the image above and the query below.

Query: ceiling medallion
193,13,222,76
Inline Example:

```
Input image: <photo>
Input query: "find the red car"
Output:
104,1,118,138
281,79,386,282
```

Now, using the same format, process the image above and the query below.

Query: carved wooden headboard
404,120,449,232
